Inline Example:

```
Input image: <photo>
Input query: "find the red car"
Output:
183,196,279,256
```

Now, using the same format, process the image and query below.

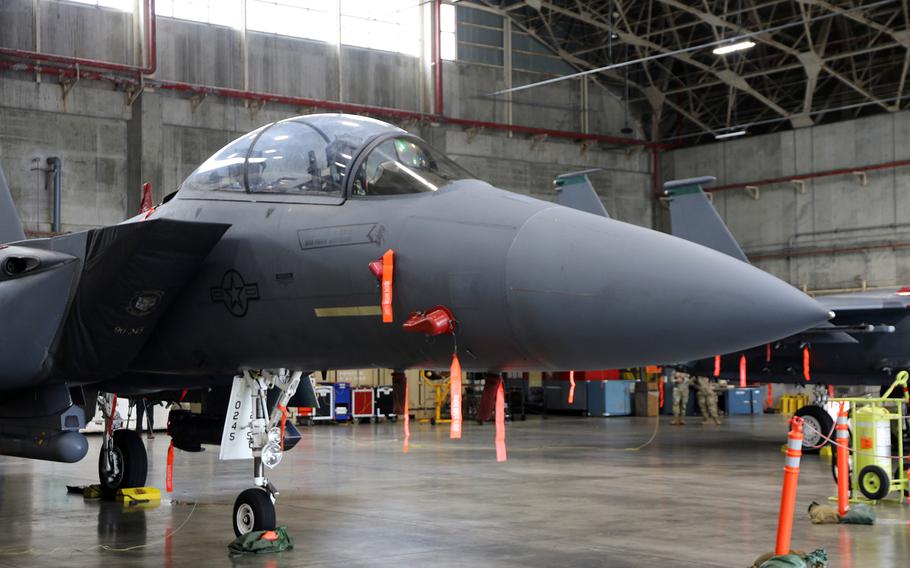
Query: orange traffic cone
775,416,804,555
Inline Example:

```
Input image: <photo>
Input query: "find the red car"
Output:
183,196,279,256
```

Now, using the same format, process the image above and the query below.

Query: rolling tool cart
374,385,396,421
313,384,335,423
333,382,352,422
504,386,526,421
352,387,375,423
829,371,909,503
503,376,527,421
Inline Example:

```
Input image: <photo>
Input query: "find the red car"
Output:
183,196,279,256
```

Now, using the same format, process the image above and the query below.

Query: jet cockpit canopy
179,113,473,200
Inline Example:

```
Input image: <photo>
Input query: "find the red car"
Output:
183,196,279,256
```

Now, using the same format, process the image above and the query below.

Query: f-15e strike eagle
0,114,828,535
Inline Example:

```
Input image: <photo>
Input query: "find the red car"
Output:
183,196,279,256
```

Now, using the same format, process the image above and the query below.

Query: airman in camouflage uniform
670,370,692,425
696,376,722,425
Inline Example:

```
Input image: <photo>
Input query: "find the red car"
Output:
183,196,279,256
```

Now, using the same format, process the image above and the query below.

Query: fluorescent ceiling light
715,130,747,140
712,40,755,55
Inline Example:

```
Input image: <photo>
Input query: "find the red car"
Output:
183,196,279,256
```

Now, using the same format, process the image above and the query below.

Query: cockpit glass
180,125,268,192
352,137,474,196
247,121,337,195
180,114,403,196
247,116,399,196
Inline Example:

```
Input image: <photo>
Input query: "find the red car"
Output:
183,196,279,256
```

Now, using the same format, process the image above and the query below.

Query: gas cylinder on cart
854,405,892,499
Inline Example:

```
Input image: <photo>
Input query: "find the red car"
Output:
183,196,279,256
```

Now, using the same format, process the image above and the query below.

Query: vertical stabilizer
664,176,749,263
0,165,25,244
554,169,610,218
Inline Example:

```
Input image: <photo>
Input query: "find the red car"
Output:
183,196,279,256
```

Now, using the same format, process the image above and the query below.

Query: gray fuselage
129,179,828,376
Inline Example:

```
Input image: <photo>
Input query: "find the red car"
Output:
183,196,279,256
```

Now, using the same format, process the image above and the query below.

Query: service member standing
670,369,692,425
696,377,722,425
710,380,726,426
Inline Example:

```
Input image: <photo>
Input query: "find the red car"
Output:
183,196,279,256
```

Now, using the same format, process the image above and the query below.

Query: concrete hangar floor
0,416,907,567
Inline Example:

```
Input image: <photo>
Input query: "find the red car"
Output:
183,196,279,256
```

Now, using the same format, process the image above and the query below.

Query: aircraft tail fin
554,169,609,218
0,164,25,244
664,176,749,263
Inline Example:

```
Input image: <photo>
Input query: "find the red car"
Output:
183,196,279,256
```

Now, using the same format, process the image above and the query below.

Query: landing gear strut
98,393,148,495
231,369,301,536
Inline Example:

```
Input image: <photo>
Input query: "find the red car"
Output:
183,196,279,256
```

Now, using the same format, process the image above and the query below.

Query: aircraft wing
815,289,910,313
1,219,229,387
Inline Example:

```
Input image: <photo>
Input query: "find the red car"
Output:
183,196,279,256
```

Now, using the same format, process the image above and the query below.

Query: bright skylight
247,0,336,42
440,3,456,60
156,0,242,29
65,0,134,10
340,0,421,56
74,0,429,56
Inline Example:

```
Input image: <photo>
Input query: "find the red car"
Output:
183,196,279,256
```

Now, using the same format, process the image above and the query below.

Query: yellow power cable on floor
616,413,661,451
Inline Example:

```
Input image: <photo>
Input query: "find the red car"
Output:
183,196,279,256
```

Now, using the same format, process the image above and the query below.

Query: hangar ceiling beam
484,0,907,143
532,0,794,123
478,0,718,138
804,0,906,43
655,0,896,116
646,42,901,99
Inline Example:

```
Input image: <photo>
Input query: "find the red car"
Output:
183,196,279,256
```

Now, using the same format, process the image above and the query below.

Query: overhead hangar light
715,130,747,140
712,40,756,55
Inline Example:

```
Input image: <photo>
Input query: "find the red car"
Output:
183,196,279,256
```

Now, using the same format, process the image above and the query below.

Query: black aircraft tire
233,488,276,537
858,465,890,500
794,405,834,453
98,429,148,495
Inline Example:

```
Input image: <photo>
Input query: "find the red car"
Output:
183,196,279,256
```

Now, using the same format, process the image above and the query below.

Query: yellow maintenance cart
829,371,909,503
418,370,451,426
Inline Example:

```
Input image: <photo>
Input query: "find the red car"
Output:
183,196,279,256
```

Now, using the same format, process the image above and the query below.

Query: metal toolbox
352,387,375,421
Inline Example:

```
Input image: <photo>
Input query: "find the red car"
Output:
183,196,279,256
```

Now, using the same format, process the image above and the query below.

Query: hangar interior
1,1,910,567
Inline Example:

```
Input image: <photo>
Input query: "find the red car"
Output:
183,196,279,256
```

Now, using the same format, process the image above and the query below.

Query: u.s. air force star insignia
210,269,260,317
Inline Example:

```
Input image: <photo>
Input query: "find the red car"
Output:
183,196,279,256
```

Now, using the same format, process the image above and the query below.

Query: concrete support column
336,0,343,102
643,86,665,143
241,0,249,92
32,0,41,83
504,19,512,130
126,92,163,217
418,0,433,114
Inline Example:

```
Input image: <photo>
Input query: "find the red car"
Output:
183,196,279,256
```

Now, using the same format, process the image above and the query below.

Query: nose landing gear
229,369,301,537
233,487,276,536
98,393,148,495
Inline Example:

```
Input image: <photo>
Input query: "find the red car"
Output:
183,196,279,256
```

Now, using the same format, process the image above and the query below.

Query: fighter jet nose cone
506,207,829,369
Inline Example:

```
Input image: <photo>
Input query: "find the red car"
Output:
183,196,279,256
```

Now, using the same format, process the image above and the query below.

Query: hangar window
340,0,421,56
156,0,242,28
352,137,473,196
65,0,133,10
247,0,335,43
440,3,456,61
511,30,574,75
456,6,504,66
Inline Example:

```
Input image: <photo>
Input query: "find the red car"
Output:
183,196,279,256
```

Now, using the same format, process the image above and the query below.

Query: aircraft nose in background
505,207,830,369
